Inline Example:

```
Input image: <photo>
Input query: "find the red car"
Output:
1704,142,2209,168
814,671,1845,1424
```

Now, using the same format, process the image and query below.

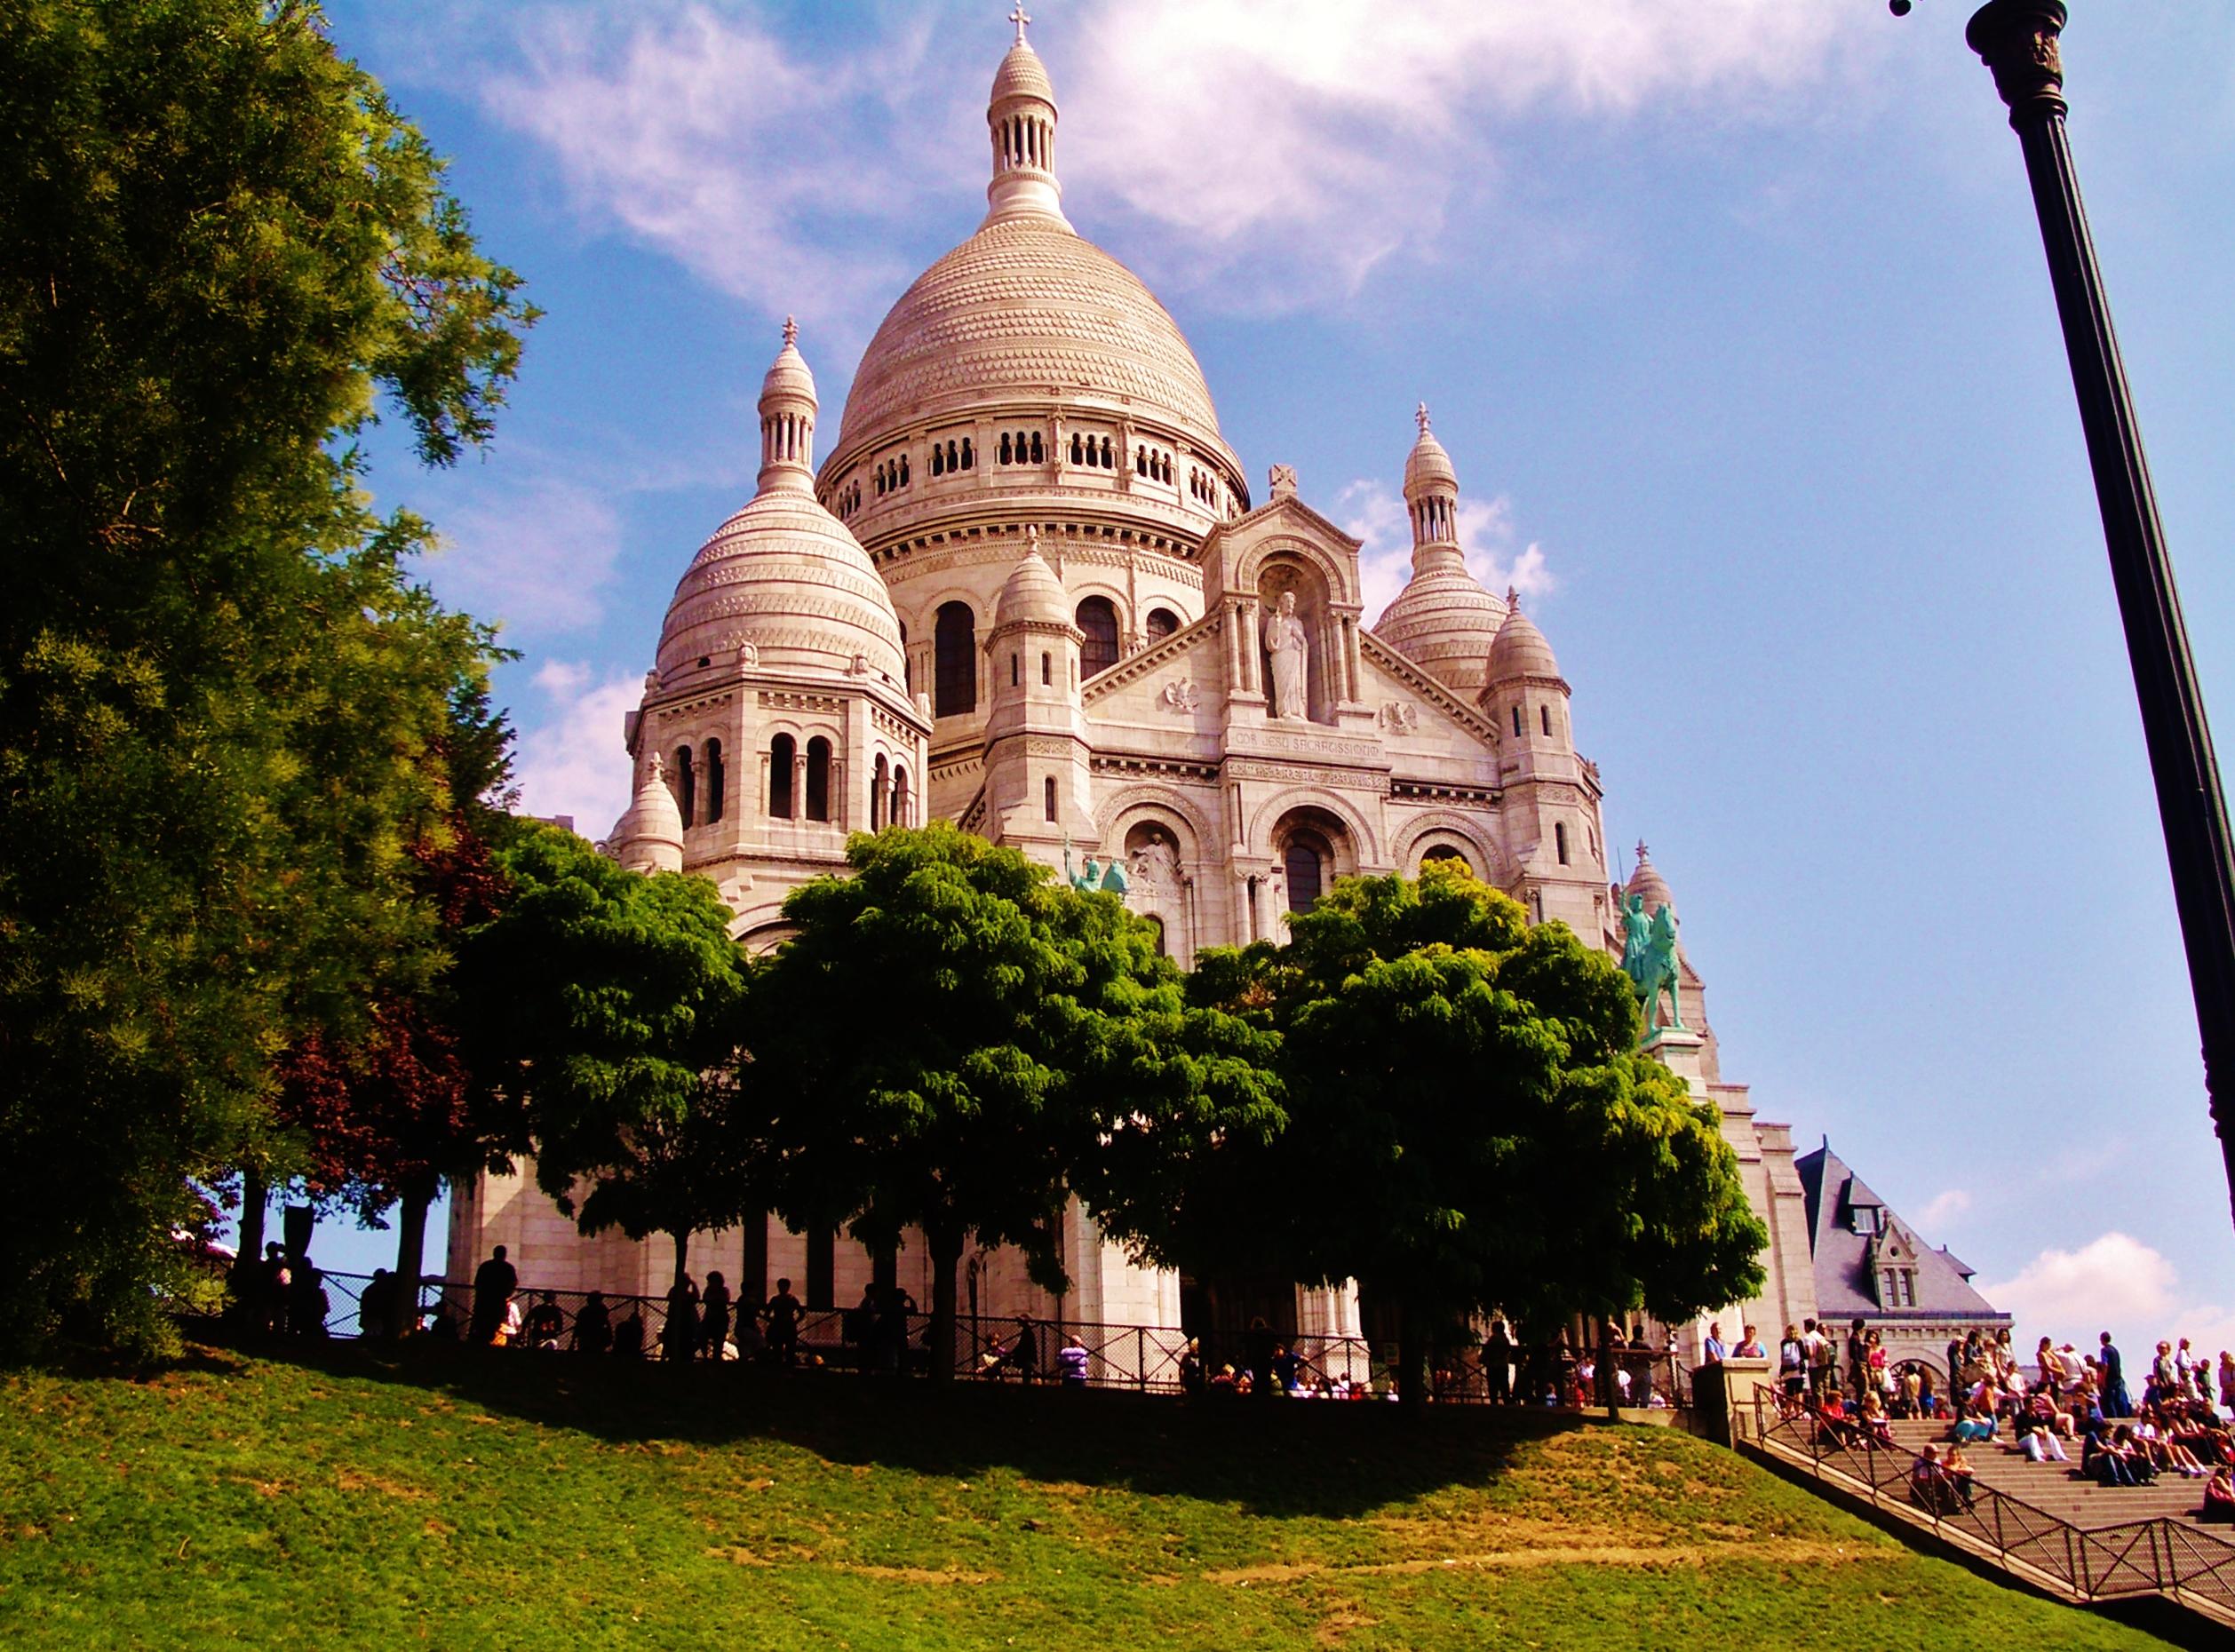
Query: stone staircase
1883,1419,2232,1540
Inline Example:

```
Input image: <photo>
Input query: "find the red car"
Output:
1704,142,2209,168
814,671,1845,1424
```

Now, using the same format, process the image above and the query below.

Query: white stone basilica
449,24,1823,1362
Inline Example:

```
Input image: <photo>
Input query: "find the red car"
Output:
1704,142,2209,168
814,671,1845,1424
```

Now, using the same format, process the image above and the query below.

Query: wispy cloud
1339,478,1551,627
389,0,1858,335
1915,1187,1972,1231
513,660,645,837
420,475,625,639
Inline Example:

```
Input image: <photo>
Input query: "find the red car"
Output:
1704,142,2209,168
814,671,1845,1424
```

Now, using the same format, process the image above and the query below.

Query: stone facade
446,25,1834,1351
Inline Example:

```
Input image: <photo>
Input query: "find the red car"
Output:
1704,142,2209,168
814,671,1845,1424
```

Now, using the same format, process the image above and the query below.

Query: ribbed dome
610,755,684,873
658,490,904,682
1377,567,1507,695
990,40,1054,105
1627,843,1676,917
835,217,1224,464
1487,595,1562,682
992,533,1071,631
1404,426,1457,496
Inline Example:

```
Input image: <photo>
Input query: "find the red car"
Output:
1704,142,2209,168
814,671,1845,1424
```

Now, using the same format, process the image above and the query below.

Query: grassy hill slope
0,1341,2178,1649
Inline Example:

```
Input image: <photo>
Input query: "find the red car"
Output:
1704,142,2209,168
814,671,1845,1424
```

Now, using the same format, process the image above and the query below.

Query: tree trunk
671,1229,690,1291
1395,1299,1428,1412
390,1174,436,1339
927,1226,964,1386
238,1167,267,1267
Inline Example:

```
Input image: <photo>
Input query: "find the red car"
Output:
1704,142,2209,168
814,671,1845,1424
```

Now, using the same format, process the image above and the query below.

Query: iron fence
1741,1388,2235,1623
190,1264,1691,1410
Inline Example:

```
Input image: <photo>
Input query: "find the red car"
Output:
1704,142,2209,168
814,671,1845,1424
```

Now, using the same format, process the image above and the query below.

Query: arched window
871,754,887,830
1145,607,1179,643
1510,704,1523,737
1555,822,1570,865
1284,830,1331,914
960,437,974,470
1099,436,1113,469
672,745,696,830
1144,916,1166,957
1076,596,1119,679
934,601,976,717
946,440,959,473
891,764,909,827
876,466,887,496
1044,775,1057,822
768,734,796,819
1421,844,1470,876
704,739,725,824
930,444,943,477
1029,432,1043,465
1070,433,1083,465
898,454,909,485
1010,653,1020,687
806,736,832,822
1540,703,1553,736
1134,446,1147,475
1040,650,1051,686
999,432,1013,465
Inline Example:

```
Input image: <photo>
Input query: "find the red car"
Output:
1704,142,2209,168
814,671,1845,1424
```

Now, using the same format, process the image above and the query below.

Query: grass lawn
0,1338,2182,1648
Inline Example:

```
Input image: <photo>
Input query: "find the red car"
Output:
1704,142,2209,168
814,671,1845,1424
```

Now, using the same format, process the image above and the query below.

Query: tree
1188,861,1767,1405
0,0,535,1355
453,824,751,1289
752,823,1279,1382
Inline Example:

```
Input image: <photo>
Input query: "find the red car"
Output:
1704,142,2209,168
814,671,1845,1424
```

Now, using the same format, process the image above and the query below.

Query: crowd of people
1758,1315,2235,1525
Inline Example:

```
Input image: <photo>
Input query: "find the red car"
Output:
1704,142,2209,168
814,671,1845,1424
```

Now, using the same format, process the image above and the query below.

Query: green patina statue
1620,891,1684,1036
1062,838,1127,896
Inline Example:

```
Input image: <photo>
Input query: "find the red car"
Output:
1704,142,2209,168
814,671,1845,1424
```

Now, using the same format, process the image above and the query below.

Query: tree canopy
752,823,1281,1379
1187,861,1767,1402
0,0,534,1355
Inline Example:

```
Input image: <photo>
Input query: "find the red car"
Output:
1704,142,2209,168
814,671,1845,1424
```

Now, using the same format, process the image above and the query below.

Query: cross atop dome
1009,4,1030,44
782,314,797,346
1417,401,1431,434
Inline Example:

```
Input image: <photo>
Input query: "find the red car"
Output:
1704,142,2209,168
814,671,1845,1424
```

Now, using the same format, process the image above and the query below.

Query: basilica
449,24,1877,1369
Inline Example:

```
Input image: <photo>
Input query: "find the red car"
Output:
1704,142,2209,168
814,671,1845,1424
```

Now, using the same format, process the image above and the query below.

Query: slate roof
1794,1140,2006,1322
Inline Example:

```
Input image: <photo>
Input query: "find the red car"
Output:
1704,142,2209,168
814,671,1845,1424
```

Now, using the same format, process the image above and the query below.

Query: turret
983,9,1068,227
1482,591,1604,929
982,528,1093,840
1373,405,1505,694
609,752,686,875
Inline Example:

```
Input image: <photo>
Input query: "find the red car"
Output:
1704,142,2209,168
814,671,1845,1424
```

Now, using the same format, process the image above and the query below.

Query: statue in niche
1261,590,1309,721
1127,829,1181,894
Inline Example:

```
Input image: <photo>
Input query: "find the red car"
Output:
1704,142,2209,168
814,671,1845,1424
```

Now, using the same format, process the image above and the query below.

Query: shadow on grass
203,1329,1592,1520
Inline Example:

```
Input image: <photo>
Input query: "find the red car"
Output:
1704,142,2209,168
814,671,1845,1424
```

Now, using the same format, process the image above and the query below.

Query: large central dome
837,216,1223,456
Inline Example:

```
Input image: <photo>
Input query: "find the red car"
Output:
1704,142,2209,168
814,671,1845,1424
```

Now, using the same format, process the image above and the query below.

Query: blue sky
282,0,2235,1358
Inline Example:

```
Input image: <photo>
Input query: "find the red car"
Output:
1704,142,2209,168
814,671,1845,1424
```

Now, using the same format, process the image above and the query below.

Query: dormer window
1850,1206,1882,1237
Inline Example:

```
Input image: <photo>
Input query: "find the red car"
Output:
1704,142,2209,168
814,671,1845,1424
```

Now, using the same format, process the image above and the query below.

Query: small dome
1375,569,1507,695
611,755,684,873
760,316,814,403
659,493,904,681
990,40,1054,106
1626,842,1676,917
1487,592,1562,682
992,533,1070,631
1403,408,1457,499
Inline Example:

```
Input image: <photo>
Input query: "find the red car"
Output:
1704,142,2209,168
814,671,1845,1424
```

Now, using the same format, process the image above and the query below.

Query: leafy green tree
0,0,534,1355
454,825,751,1290
1189,862,1766,1405
753,823,1280,1382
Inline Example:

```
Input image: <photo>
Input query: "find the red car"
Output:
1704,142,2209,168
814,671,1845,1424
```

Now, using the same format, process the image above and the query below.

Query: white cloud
393,1,1860,333
470,7,958,346
1979,1232,2235,1362
423,476,625,638
513,661,643,837
1338,478,1552,626
1915,1187,1972,1230
1058,0,1858,308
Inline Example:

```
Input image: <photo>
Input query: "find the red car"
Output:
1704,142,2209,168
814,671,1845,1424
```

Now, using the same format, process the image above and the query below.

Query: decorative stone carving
1261,591,1309,721
643,669,661,693
847,652,869,676
1378,701,1419,734
1268,464,1298,500
1159,678,1200,714
736,642,760,668
1127,831,1181,895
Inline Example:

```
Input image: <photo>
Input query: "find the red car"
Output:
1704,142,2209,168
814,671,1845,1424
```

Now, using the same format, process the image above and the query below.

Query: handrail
1743,1387,2235,1624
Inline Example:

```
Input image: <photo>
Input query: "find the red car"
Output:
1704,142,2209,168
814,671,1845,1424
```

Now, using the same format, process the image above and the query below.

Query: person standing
470,1245,516,1346
766,1277,802,1367
663,1275,699,1362
700,1272,731,1360
2101,1331,2132,1418
572,1290,613,1355
1701,1322,1728,1364
1483,1319,1515,1404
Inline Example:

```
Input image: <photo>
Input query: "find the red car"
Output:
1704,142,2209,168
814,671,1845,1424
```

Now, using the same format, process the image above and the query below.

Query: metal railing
1740,1388,2235,1622
192,1263,1691,1409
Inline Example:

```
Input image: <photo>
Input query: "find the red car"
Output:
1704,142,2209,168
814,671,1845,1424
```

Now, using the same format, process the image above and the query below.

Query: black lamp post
1934,2,2235,1223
